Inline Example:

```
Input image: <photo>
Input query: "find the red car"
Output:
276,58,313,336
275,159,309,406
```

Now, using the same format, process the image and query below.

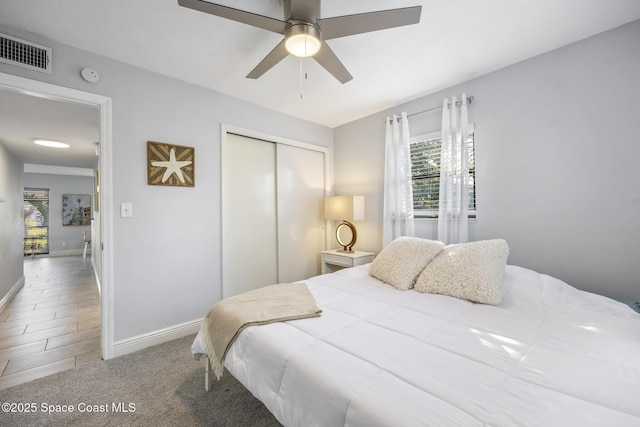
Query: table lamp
324,195,365,252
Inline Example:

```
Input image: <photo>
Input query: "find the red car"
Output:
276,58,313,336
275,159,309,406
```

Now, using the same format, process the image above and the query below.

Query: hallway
0,256,101,390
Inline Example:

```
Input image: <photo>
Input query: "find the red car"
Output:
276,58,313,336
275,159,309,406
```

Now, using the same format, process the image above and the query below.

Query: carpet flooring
0,334,282,426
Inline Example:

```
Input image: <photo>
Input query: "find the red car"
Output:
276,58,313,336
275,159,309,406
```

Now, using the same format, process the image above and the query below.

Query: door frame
0,72,115,360
220,123,331,300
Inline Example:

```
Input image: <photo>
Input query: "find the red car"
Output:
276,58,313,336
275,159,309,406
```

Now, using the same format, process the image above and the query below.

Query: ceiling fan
178,0,422,83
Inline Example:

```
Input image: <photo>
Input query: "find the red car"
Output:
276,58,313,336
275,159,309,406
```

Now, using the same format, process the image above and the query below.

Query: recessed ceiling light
33,139,70,148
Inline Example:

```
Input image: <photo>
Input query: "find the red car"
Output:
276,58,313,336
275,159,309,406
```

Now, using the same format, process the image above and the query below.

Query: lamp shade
324,195,365,221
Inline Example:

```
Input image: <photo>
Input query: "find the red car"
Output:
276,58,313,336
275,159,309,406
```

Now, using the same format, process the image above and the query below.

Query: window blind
410,131,476,216
23,188,50,254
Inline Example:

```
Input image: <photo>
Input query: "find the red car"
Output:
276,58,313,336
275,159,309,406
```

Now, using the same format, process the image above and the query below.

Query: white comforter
192,265,640,426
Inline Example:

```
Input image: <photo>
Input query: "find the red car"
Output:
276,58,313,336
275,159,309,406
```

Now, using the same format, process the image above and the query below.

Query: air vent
0,33,52,74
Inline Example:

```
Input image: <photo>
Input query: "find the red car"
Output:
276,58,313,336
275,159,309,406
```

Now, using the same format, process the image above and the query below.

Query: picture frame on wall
62,194,92,226
147,141,195,187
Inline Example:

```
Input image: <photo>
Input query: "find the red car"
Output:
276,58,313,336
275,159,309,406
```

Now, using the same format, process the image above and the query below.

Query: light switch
120,202,133,218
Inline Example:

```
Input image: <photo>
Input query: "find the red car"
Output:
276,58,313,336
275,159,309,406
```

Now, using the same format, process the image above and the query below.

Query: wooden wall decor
147,141,195,187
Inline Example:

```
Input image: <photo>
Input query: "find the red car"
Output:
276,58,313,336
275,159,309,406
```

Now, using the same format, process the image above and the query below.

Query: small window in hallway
23,188,49,255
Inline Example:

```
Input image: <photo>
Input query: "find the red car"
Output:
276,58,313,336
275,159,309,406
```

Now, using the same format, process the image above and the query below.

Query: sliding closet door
222,133,278,298
276,144,325,283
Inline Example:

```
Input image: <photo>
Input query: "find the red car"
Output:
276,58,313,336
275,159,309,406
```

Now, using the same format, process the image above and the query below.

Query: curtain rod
386,95,474,123
408,95,474,118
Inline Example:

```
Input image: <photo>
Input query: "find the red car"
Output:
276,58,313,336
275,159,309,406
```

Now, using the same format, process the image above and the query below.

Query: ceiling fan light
33,139,69,149
285,23,321,58
285,34,321,57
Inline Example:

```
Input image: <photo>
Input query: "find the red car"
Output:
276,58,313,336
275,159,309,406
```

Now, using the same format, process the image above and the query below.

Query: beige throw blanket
202,282,322,380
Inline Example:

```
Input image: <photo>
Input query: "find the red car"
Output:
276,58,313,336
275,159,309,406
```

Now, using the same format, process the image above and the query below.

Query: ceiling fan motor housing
284,22,322,57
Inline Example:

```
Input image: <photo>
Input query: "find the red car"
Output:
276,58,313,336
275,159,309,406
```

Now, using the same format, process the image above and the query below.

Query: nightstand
321,249,374,274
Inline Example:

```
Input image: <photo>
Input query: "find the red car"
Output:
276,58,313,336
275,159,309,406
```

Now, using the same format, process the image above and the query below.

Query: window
410,129,476,218
23,188,49,255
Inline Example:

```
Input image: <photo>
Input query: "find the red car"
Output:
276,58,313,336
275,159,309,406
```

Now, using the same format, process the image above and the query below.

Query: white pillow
414,239,509,305
368,237,444,290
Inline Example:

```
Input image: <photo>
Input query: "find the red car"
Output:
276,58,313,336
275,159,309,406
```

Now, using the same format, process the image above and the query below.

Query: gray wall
0,25,333,342
23,173,94,255
334,20,640,301
0,140,24,303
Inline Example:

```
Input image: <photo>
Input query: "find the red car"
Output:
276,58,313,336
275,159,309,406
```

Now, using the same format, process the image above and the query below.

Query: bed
192,239,640,426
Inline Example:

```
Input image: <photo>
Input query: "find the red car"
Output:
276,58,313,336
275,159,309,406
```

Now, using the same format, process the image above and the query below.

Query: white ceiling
1,0,640,168
0,88,100,169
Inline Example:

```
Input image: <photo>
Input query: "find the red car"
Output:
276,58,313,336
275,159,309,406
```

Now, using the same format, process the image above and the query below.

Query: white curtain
383,112,415,247
438,93,469,244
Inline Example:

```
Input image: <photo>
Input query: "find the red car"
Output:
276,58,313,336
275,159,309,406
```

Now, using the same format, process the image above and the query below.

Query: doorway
0,72,114,360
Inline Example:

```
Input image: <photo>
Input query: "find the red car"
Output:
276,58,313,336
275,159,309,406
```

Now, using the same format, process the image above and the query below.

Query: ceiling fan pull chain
299,59,304,99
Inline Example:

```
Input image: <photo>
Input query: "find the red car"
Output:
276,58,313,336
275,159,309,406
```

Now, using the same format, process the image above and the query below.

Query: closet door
222,133,278,298
276,144,325,283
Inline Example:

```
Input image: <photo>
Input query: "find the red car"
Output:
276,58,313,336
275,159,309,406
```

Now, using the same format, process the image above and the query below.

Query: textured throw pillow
368,237,444,290
414,239,509,305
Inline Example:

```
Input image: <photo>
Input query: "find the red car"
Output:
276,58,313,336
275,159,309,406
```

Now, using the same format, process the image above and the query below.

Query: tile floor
0,255,101,390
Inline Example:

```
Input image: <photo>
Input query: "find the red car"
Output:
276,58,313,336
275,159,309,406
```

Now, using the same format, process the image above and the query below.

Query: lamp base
336,248,355,253
335,220,357,253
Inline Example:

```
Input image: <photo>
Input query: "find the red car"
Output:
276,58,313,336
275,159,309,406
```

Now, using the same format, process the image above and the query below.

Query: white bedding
192,264,640,426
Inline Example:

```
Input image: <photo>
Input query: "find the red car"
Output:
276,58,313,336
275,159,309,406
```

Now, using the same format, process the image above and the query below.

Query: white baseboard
112,318,202,358
47,249,88,257
0,276,25,312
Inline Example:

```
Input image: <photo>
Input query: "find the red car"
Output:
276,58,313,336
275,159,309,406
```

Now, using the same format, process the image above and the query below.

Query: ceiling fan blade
317,6,422,40
178,0,287,34
313,41,353,84
246,40,290,79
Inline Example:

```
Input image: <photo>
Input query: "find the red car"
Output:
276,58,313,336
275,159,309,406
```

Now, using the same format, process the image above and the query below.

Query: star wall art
147,141,195,187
